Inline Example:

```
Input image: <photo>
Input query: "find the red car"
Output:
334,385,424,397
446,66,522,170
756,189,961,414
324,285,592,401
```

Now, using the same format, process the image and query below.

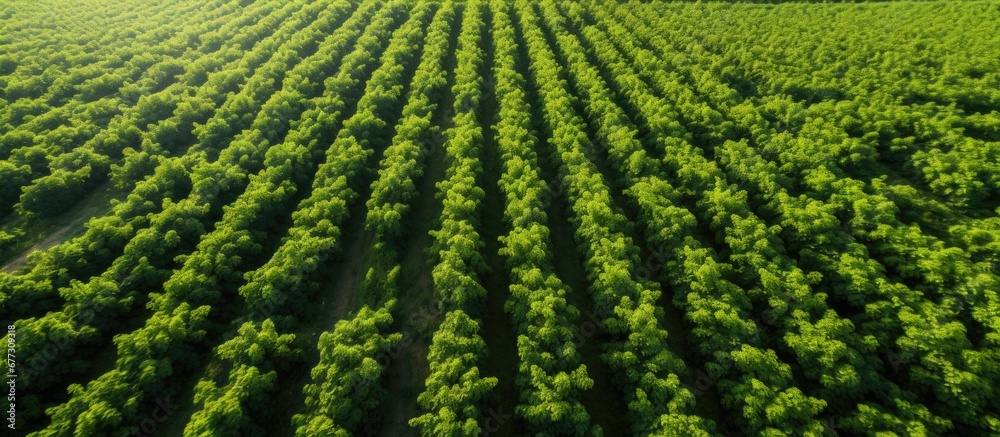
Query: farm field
2,0,1000,435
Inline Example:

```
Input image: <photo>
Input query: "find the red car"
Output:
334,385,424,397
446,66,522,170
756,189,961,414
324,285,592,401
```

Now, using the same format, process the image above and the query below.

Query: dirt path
1,182,116,273
374,15,460,433
544,172,632,434
371,3,482,435
474,5,522,435
265,195,376,437
373,137,447,435
373,104,452,436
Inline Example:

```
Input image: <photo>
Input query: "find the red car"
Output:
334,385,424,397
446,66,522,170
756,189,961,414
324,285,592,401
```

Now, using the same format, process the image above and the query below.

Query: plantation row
2,0,999,435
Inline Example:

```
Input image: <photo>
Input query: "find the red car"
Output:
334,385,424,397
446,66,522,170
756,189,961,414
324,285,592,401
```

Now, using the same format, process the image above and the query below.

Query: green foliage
410,310,498,436
515,0,717,434
19,165,93,217
4,0,1000,435
412,3,500,434
185,319,301,437
490,2,595,433
294,303,402,436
